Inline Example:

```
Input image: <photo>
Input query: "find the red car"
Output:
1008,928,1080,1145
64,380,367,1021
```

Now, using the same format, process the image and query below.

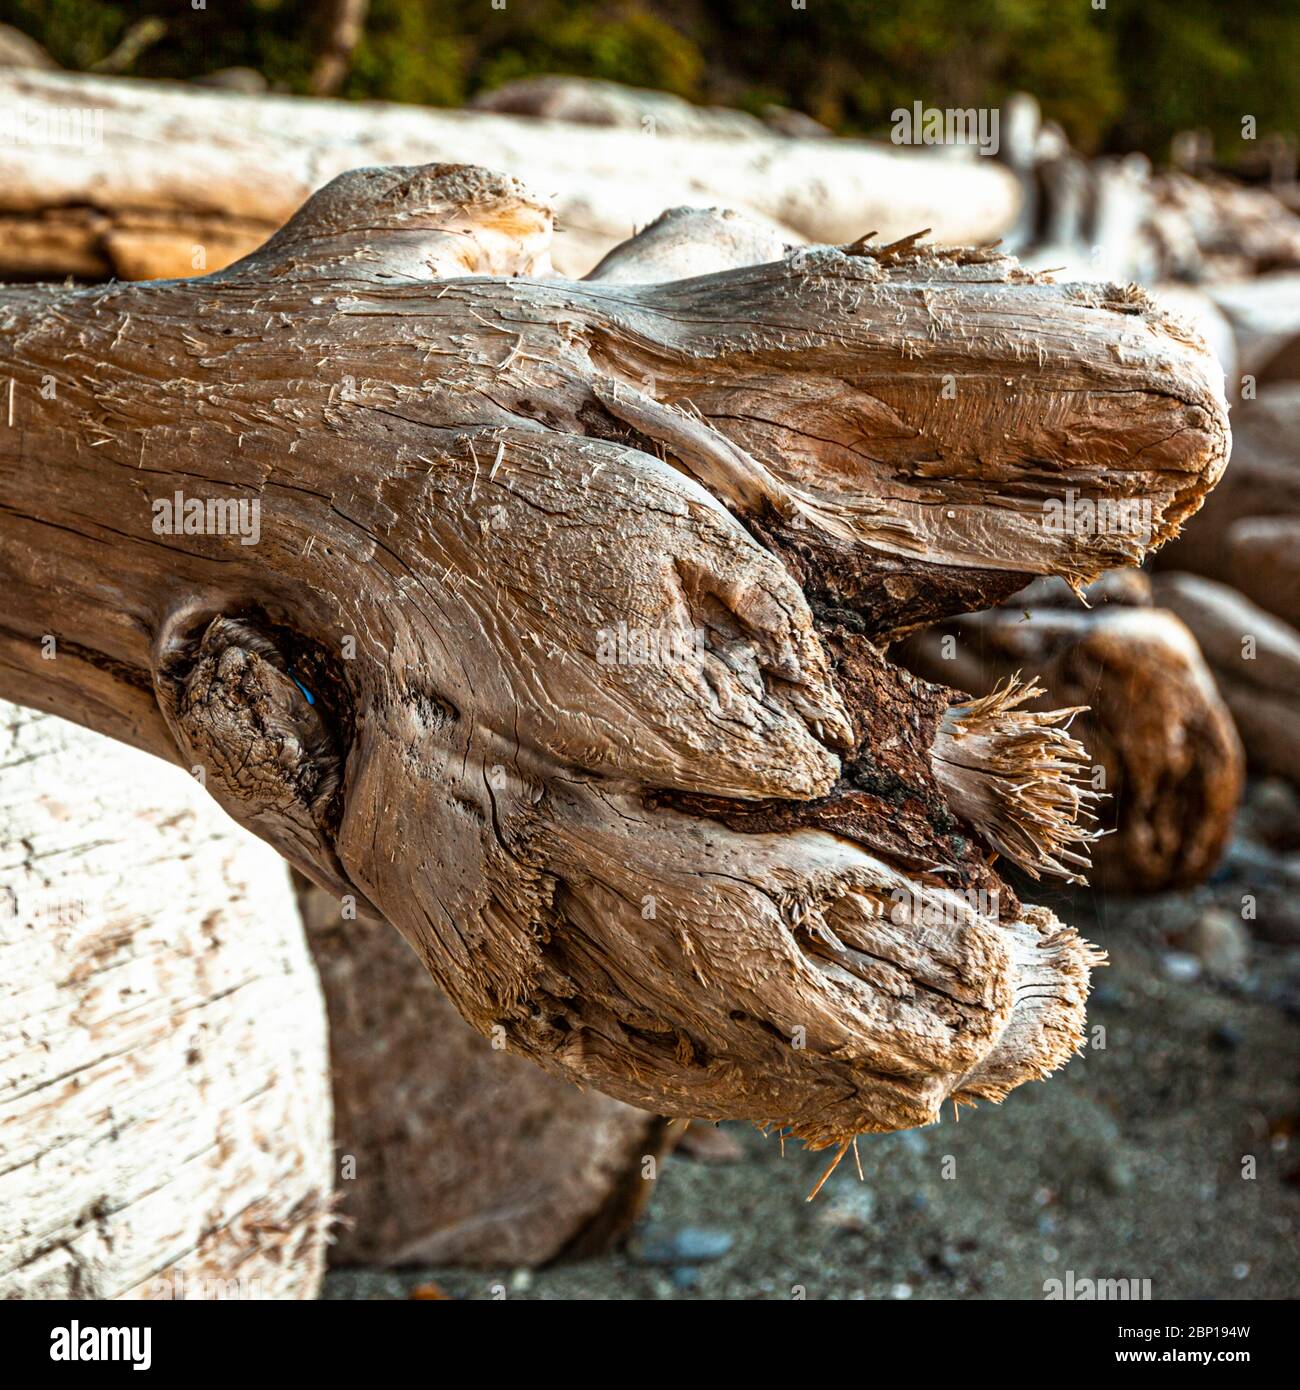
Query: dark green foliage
1,0,1295,164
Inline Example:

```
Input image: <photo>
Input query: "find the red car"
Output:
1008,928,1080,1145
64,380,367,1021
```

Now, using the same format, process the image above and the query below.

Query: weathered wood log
1149,285,1237,398
473,77,832,143
0,23,55,70
897,578,1244,894
298,879,670,1267
470,75,771,139
0,163,1229,1147
1150,173,1300,281
1204,275,1300,380
1153,573,1300,786
0,69,1020,282
0,705,332,1299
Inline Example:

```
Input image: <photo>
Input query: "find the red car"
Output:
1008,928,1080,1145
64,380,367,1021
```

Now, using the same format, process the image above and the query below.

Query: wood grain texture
0,705,332,1300
0,163,1230,1146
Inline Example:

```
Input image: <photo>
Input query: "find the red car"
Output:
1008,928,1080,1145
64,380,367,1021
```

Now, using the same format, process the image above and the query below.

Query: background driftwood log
1153,573,1300,787
0,705,332,1299
0,163,1230,1152
0,69,1020,281
1157,383,1300,586
898,576,1244,894
298,879,672,1267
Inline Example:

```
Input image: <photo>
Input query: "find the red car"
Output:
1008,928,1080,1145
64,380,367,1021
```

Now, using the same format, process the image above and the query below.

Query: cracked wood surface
0,164,1230,1145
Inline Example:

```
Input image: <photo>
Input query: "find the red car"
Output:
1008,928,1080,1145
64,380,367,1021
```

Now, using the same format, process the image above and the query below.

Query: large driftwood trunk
0,164,1229,1150
298,880,671,1267
0,70,1020,281
0,705,332,1299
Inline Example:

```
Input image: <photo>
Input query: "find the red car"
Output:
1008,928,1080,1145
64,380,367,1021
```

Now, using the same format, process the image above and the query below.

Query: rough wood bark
1153,573,1300,786
298,879,670,1267
0,69,1020,281
0,704,332,1299
897,577,1244,894
0,163,1229,1146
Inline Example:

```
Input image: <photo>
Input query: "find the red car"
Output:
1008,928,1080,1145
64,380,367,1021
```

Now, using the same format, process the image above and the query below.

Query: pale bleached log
470,75,769,139
1149,284,1237,398
586,206,791,284
0,23,55,70
0,705,332,1299
0,69,1020,281
0,164,1232,1147
897,591,1244,894
298,881,670,1267
1153,573,1300,786
476,78,832,144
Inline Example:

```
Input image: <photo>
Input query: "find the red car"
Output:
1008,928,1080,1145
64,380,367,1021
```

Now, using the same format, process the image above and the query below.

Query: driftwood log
1154,573,1300,786
898,575,1244,894
1227,517,1300,632
0,705,332,1299
471,75,775,139
1149,173,1300,282
298,879,671,1267
0,163,1230,1148
0,70,1020,281
1156,383,1300,586
1203,275,1300,381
